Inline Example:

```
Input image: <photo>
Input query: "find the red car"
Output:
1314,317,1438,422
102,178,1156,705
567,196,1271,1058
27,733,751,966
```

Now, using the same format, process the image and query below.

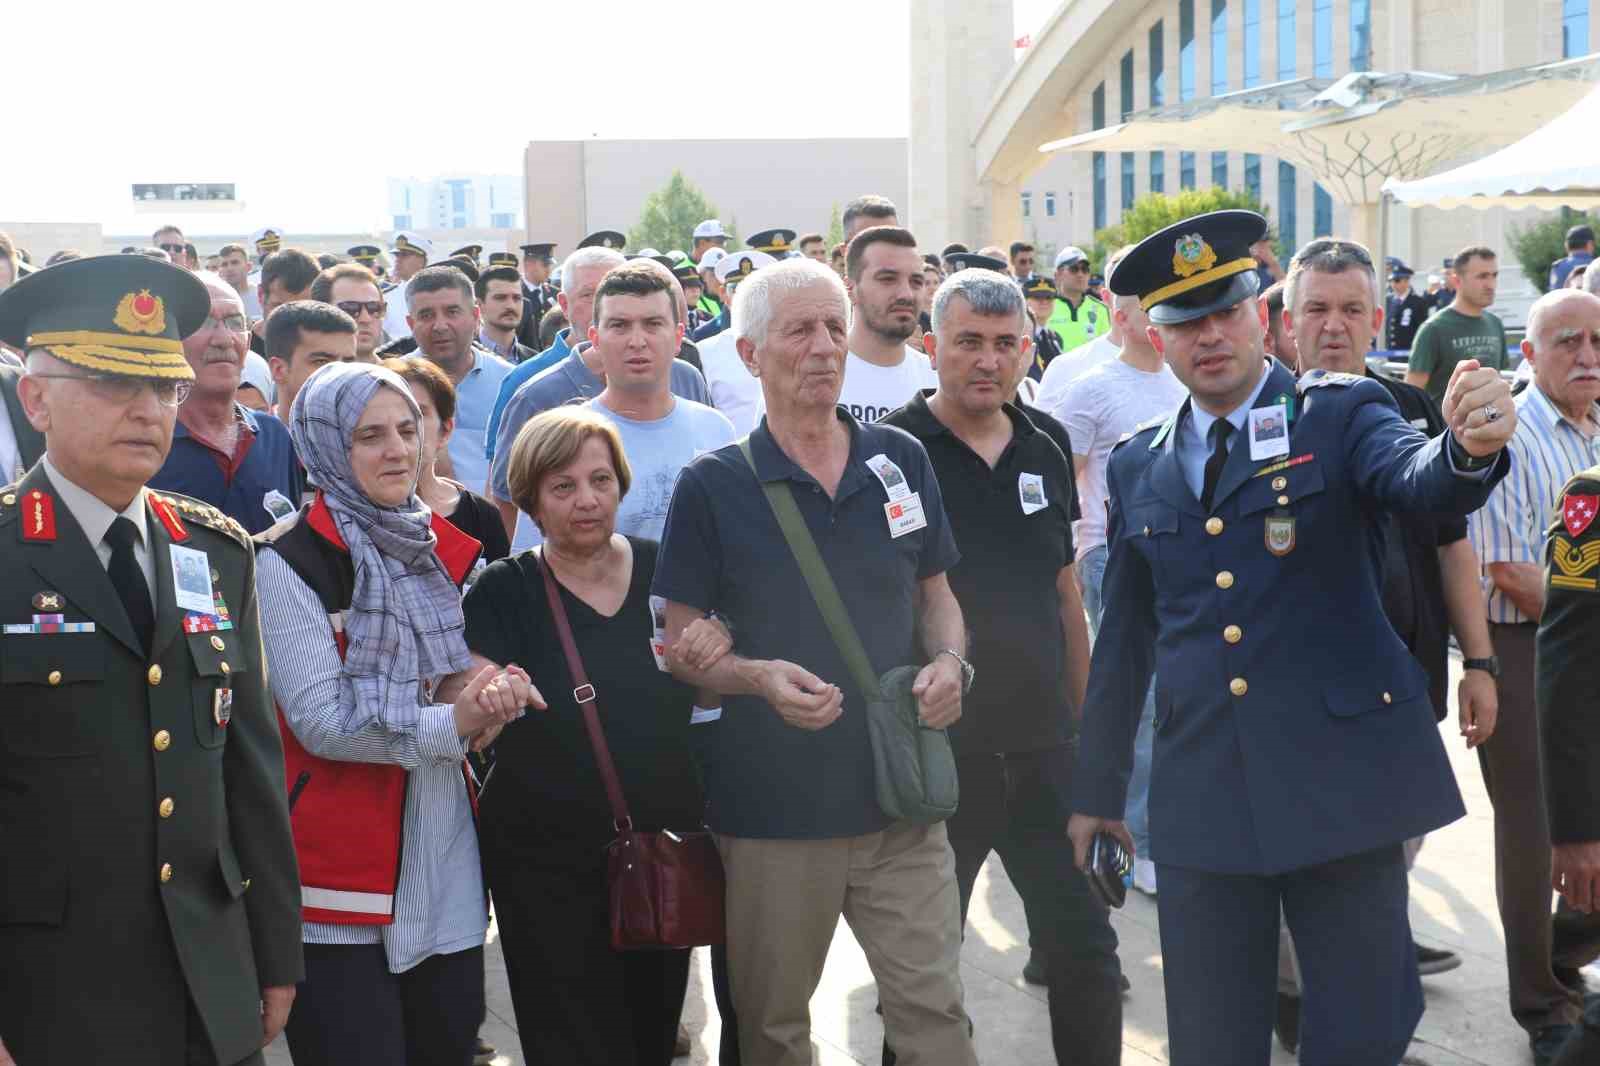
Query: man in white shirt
1036,246,1135,418
0,362,44,482
840,226,937,422
382,232,433,342
697,250,777,436
1055,280,1188,898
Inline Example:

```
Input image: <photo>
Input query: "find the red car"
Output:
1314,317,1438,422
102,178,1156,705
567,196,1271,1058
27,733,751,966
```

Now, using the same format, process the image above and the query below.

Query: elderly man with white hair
653,258,977,1066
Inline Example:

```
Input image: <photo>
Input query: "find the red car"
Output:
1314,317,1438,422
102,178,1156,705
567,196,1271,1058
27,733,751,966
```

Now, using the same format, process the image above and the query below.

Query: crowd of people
0,192,1598,1066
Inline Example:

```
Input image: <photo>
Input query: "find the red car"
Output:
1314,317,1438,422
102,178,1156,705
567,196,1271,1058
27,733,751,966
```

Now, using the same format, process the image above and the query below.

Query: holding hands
452,662,545,746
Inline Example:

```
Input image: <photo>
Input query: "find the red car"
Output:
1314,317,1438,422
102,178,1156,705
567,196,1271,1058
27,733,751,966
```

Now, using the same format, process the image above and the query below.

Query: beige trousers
716,821,977,1066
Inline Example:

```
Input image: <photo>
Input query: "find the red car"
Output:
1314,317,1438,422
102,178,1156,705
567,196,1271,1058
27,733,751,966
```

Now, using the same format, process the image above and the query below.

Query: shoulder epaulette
158,492,250,546
1297,369,1364,392
0,483,19,527
1111,413,1172,452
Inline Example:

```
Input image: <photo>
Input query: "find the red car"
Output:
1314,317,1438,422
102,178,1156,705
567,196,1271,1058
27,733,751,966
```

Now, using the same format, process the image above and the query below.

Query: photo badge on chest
1248,403,1290,461
169,544,215,614
1018,472,1048,515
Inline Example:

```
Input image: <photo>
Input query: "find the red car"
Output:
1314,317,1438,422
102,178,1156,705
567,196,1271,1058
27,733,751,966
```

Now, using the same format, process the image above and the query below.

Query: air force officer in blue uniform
1066,211,1518,1066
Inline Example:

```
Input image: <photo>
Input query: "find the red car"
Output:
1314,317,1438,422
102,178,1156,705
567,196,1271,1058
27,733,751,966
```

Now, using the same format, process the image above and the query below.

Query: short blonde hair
506,406,631,527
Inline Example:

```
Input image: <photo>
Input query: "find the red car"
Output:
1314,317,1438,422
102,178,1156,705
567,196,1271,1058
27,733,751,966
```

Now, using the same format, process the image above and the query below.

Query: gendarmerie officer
1065,210,1516,1066
0,255,302,1066
516,242,559,350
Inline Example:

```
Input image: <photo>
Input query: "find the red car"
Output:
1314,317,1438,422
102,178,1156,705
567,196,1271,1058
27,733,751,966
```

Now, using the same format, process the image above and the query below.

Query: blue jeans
1078,544,1154,858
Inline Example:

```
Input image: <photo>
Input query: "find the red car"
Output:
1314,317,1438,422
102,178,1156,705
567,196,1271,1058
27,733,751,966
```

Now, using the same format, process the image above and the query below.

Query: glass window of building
491,213,515,229
393,215,411,231
1150,21,1166,107
1022,191,1033,219
1245,153,1262,197
1212,151,1229,188
1121,49,1136,121
1565,0,1590,57
1211,0,1229,96
1180,0,1197,101
1243,0,1261,87
1151,153,1166,193
1350,0,1371,71
1122,152,1137,210
1181,152,1197,188
1045,192,1057,217
1313,0,1333,78
1313,184,1333,237
450,182,468,213
1279,162,1298,253
1093,83,1108,231
1276,0,1296,81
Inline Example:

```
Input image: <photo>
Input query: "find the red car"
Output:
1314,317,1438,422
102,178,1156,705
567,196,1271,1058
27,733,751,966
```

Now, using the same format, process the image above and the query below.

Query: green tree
825,204,845,248
628,171,723,255
1092,187,1273,272
1508,209,1600,294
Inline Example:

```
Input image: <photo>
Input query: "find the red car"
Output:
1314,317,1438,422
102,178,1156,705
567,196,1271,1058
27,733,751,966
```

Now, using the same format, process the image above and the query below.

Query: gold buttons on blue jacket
1230,677,1248,696
1206,517,1224,535
1224,625,1242,644
1216,571,1234,589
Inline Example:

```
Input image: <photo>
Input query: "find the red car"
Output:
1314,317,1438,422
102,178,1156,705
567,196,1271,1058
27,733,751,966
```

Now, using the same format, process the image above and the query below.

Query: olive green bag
738,441,959,824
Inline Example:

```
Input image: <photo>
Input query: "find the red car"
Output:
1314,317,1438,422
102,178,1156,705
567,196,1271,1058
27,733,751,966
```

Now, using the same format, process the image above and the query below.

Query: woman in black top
382,357,511,563
462,406,726,1066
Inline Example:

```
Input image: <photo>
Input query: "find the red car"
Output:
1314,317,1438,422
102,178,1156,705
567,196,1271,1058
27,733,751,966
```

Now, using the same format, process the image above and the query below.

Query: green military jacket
0,464,302,1065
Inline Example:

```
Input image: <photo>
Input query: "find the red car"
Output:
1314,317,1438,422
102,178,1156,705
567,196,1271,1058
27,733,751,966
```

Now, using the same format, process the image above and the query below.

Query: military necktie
105,516,154,655
1200,420,1235,513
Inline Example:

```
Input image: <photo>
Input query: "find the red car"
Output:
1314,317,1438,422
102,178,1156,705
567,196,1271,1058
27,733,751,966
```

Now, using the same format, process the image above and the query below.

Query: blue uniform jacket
1074,359,1507,875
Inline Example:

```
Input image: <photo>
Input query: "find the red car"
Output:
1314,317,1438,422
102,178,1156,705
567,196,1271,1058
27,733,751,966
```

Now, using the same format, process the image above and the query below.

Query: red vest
272,494,482,925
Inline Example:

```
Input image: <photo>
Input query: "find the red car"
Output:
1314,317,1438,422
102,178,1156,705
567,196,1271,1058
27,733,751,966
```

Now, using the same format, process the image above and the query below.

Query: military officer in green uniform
0,255,302,1066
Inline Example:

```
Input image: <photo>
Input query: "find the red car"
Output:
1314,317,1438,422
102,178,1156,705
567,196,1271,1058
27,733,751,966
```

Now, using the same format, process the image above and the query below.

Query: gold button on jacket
147,665,163,686
1230,677,1249,696
1216,571,1235,589
1224,625,1243,644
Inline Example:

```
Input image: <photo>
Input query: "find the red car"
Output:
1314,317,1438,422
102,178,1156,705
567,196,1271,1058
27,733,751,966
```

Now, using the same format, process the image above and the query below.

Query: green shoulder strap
737,439,881,701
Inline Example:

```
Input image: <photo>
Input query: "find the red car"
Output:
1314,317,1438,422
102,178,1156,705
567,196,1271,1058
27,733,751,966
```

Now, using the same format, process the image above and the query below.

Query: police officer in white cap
382,232,434,341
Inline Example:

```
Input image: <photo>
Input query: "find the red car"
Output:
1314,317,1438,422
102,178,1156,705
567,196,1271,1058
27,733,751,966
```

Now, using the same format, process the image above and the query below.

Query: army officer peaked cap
0,254,209,380
1109,209,1267,325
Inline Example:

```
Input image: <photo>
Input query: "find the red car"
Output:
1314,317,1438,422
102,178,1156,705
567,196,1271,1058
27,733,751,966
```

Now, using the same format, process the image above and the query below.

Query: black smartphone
1087,832,1132,909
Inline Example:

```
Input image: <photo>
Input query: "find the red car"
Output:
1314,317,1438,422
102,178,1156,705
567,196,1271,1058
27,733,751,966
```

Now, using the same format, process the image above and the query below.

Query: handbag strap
537,551,632,831
736,439,880,701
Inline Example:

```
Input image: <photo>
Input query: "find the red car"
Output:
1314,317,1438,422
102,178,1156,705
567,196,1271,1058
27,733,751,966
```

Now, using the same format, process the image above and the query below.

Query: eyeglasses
193,311,249,334
29,372,192,407
158,243,186,255
336,300,386,319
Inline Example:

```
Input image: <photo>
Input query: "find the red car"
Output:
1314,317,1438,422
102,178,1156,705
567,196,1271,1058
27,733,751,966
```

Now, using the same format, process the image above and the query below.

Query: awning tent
1381,82,1600,209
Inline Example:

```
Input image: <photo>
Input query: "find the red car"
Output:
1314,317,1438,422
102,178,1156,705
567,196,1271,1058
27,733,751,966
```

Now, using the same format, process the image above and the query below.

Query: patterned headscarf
289,362,472,730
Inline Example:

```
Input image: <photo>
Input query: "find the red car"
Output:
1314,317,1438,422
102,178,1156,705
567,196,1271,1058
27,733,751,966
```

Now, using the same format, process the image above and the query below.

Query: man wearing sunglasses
1046,246,1109,357
0,254,303,1066
154,225,194,272
149,273,303,534
310,263,386,363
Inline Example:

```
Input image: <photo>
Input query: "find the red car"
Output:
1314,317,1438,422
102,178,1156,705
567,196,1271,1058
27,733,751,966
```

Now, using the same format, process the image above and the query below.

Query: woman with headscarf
256,362,534,1066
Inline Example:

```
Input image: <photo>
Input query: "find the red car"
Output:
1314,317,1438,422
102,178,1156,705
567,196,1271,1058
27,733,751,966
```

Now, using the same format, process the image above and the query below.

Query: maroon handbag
539,556,726,950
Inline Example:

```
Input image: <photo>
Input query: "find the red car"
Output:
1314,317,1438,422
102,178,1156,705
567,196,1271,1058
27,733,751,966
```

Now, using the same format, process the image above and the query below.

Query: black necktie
105,516,154,655
1200,420,1235,513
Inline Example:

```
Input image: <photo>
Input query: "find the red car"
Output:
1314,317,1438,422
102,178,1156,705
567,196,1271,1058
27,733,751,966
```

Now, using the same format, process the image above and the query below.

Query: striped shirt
1469,383,1600,623
256,550,486,973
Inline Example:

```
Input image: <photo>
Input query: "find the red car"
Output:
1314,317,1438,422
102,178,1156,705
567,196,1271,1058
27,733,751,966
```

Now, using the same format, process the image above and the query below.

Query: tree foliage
1508,209,1600,294
628,171,726,255
1092,187,1274,272
825,204,845,249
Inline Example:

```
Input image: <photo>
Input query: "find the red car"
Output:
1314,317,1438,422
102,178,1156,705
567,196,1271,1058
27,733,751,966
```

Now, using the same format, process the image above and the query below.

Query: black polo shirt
1368,369,1467,721
1021,402,1083,522
882,392,1077,755
653,408,960,839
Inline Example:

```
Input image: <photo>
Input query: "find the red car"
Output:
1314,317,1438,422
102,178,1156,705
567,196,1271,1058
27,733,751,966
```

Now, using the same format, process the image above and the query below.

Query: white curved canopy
1381,82,1600,210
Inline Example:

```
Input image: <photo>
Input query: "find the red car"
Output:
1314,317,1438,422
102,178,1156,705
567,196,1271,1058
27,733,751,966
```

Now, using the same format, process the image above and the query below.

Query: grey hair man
883,269,1121,1064
654,257,977,1066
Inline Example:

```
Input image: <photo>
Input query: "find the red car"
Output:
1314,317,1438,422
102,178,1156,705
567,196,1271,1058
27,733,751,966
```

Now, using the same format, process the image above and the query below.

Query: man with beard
406,266,514,493
309,263,386,362
517,242,559,348
838,227,936,423
149,273,302,533
475,265,535,364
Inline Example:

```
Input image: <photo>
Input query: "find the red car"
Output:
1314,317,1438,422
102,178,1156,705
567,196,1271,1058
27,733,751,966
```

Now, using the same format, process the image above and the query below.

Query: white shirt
1037,333,1121,419
0,401,21,484
43,455,156,600
242,271,263,320
837,346,937,423
384,279,411,341
1056,357,1189,556
697,329,765,435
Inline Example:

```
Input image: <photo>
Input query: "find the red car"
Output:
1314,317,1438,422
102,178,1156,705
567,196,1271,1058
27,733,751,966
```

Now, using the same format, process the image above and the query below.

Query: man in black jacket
1386,262,1432,350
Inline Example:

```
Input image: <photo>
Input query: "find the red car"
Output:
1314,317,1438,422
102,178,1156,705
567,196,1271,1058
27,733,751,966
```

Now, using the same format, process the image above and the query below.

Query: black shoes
1416,941,1462,976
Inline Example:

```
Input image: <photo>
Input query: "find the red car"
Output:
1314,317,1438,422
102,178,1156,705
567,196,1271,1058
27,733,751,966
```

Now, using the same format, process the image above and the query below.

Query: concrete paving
268,657,1587,1064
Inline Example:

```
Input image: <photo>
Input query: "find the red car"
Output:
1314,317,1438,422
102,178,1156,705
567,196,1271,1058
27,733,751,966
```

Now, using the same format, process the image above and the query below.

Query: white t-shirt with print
837,346,938,423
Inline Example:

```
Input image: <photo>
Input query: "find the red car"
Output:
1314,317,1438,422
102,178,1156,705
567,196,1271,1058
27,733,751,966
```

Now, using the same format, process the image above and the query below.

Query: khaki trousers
715,821,977,1066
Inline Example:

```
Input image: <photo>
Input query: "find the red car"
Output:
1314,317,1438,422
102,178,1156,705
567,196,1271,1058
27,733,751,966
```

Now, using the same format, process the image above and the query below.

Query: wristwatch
1448,434,1497,471
1463,656,1501,678
936,649,976,694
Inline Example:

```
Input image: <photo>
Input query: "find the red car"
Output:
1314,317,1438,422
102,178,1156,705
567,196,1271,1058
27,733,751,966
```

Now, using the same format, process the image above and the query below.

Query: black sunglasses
336,301,386,319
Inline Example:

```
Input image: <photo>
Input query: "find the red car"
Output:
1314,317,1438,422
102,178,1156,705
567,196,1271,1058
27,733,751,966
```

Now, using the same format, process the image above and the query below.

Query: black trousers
283,943,484,1066
1554,993,1600,1065
884,745,1123,1066
485,848,690,1066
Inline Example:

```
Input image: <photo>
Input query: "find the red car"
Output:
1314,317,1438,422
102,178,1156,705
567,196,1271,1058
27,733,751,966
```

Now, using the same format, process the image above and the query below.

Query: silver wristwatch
937,649,975,694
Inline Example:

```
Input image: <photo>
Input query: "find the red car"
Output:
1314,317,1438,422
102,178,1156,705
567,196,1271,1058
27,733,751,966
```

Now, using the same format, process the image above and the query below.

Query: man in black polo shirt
882,269,1119,1065
654,257,977,1066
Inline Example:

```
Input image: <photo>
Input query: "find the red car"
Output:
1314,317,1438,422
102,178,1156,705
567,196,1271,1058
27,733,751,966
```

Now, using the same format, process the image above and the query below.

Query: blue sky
1,0,1058,234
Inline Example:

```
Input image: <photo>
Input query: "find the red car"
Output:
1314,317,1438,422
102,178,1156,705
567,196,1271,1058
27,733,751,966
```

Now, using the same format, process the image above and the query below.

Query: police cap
577,230,626,251
946,252,1007,274
746,229,797,256
1109,209,1267,325
520,242,557,260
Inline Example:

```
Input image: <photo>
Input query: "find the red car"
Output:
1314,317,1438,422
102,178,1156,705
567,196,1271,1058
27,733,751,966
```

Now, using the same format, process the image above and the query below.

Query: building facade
388,175,523,233
1005,0,1597,308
